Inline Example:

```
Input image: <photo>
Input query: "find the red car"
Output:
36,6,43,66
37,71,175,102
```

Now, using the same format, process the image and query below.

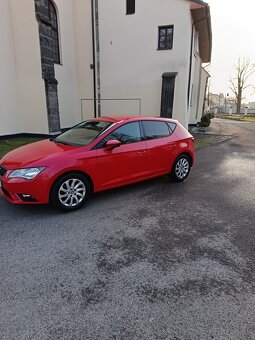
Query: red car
0,116,194,210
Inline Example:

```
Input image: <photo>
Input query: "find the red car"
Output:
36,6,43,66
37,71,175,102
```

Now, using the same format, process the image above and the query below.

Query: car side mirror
106,139,122,150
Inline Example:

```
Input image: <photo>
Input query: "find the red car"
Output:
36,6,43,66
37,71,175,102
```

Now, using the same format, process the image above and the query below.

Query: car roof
94,116,179,124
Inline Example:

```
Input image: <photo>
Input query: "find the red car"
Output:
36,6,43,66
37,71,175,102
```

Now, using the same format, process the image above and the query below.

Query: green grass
241,117,255,122
218,115,255,123
194,139,213,149
193,133,230,149
0,138,44,159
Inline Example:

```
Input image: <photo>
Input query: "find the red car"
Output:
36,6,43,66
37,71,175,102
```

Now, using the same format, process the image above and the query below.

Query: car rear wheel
50,173,91,211
171,155,191,182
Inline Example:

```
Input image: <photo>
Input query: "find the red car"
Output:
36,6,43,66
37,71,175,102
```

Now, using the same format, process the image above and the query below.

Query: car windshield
54,120,113,146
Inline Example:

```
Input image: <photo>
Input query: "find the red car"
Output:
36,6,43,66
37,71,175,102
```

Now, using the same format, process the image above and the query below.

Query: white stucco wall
0,0,20,136
73,0,95,121
7,0,49,134
0,0,208,135
98,0,192,128
197,67,209,122
54,0,81,129
189,52,202,125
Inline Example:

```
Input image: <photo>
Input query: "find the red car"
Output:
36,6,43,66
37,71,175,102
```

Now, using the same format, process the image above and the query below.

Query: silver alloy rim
58,179,86,207
175,158,190,179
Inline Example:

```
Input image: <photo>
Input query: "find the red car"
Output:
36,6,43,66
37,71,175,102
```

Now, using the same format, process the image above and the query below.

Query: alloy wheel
58,178,86,207
175,157,190,180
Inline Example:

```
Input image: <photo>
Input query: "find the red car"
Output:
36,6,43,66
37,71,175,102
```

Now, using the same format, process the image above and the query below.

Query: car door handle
137,151,146,156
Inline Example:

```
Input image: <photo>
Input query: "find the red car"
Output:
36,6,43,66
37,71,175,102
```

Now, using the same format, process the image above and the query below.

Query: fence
207,107,255,115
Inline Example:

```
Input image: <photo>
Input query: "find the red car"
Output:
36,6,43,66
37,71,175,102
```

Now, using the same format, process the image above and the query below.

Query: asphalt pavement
1,119,255,340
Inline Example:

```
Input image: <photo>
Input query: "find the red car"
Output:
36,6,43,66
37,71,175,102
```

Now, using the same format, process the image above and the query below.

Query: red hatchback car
0,117,194,210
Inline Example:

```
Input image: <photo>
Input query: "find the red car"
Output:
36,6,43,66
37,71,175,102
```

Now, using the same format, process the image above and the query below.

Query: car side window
142,121,170,140
96,122,142,149
167,122,177,133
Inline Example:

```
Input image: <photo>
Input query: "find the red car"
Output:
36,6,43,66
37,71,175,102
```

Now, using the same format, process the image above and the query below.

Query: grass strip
0,138,44,159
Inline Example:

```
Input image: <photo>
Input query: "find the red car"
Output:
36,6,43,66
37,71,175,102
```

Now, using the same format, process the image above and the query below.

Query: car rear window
142,121,171,140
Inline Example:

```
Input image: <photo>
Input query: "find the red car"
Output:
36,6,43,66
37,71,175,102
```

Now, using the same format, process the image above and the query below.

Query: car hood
0,139,79,170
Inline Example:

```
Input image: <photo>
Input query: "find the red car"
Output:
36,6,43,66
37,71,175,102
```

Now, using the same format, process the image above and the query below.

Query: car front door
95,122,148,190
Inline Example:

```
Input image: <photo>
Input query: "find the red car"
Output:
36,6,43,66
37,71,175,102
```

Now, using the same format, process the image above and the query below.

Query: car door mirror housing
106,139,122,150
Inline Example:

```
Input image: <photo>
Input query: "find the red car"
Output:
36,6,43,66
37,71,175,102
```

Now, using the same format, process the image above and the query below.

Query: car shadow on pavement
0,175,177,218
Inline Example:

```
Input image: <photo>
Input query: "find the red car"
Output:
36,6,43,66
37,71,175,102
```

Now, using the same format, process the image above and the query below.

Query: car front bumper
0,175,50,205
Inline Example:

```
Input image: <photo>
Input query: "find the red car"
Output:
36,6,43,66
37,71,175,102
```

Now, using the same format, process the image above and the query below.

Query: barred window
158,25,174,50
49,1,60,64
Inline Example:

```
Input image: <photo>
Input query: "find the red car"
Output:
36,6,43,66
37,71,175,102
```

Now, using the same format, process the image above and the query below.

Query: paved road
1,119,255,340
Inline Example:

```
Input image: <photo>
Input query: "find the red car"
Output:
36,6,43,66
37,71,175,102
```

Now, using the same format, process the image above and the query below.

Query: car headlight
8,167,45,180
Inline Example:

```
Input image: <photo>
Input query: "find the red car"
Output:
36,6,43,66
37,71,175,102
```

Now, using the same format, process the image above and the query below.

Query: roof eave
191,4,212,63
190,0,208,8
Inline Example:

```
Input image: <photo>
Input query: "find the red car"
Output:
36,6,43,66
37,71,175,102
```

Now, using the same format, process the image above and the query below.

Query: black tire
50,173,91,211
170,155,191,182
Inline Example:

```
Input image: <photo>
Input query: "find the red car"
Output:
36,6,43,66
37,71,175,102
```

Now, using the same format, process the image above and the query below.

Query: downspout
94,0,101,117
91,0,97,118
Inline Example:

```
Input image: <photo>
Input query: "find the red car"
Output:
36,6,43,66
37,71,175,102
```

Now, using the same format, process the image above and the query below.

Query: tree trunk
237,92,242,115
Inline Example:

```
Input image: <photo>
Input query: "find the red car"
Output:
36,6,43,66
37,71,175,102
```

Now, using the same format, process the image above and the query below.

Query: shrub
199,114,211,127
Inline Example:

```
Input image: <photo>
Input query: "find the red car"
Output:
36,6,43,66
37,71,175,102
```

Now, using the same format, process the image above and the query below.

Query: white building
0,0,212,137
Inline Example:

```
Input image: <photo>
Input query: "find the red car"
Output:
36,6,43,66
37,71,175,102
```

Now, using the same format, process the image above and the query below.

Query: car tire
170,155,191,182
50,173,91,211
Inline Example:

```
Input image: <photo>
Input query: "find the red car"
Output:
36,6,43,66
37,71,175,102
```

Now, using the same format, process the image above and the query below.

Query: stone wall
34,0,60,133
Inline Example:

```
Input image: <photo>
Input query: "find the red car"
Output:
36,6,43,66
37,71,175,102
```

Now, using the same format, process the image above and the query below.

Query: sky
209,0,255,102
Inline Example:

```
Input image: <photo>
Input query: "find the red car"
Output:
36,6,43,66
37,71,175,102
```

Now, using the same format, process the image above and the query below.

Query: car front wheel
171,155,191,182
50,173,91,211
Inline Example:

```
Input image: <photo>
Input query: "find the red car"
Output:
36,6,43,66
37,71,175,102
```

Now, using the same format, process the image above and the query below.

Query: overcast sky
209,0,255,101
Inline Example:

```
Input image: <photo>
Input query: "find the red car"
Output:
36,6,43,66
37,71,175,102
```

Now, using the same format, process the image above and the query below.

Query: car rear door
141,120,178,176
95,122,148,190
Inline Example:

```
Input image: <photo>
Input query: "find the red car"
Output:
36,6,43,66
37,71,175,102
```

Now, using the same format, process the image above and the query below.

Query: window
167,122,177,134
49,0,60,64
142,121,170,140
158,25,174,50
55,121,113,146
97,122,142,148
127,0,135,15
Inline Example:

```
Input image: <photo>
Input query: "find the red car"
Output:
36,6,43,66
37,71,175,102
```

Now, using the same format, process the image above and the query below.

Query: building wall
0,0,20,136
0,0,208,136
73,0,95,121
98,0,192,128
189,52,202,125
54,0,81,129
0,0,94,136
8,0,49,134
54,0,96,125
197,68,209,121
0,0,49,136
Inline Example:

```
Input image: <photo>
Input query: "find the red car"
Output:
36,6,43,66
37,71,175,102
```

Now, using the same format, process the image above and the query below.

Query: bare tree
229,58,255,115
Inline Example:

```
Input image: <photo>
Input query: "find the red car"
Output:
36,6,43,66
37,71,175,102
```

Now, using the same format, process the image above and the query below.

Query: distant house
0,0,212,136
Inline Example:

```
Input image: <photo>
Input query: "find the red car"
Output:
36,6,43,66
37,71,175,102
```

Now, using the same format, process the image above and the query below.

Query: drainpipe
94,0,101,117
91,0,97,118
